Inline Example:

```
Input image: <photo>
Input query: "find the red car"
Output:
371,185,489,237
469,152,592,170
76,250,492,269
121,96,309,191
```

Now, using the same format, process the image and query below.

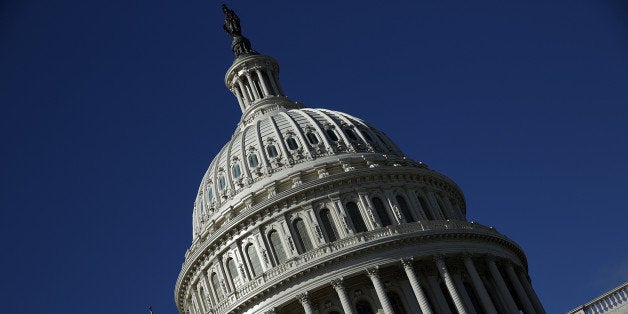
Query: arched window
226,258,239,285
345,128,358,141
346,201,367,233
319,208,338,242
245,244,262,277
218,175,226,191
267,144,279,158
417,195,433,220
211,272,223,301
387,291,407,314
396,195,415,223
293,218,313,253
372,197,392,227
232,163,241,178
268,230,287,264
326,129,339,141
248,153,259,168
207,187,213,202
355,300,374,314
286,137,299,150
306,132,319,145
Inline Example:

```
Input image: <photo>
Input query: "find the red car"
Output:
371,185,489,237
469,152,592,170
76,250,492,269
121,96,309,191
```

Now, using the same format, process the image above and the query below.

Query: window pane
246,244,262,277
396,195,415,223
267,145,278,158
346,202,367,233
211,273,223,300
293,218,313,253
320,208,338,242
286,137,299,150
268,230,287,264
326,129,339,141
346,128,358,140
232,164,241,178
248,153,259,168
227,258,239,283
372,197,392,227
218,176,226,190
306,132,319,144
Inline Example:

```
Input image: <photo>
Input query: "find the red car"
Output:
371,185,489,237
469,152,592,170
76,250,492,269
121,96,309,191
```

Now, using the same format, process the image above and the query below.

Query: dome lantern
222,5,297,124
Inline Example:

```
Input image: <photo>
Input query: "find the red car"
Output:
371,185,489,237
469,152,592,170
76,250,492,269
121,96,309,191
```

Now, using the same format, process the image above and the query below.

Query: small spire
222,4,257,57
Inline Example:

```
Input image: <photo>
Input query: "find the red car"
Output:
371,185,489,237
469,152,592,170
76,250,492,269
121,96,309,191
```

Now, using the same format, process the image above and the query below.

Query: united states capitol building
174,5,546,314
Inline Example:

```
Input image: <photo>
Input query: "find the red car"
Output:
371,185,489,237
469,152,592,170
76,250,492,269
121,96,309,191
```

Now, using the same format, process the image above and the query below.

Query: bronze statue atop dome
221,4,256,57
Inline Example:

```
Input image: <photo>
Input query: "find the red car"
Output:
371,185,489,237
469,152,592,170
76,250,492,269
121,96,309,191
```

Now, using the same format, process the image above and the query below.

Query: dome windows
372,197,392,227
326,129,339,141
361,130,373,142
396,195,415,223
268,230,287,264
346,201,368,233
248,153,259,168
218,175,226,190
293,218,313,253
245,244,262,277
286,137,299,150
345,128,358,141
267,144,279,158
306,132,319,145
232,163,242,178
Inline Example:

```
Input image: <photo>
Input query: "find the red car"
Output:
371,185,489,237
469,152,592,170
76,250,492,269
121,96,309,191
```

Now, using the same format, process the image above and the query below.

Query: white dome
192,106,408,236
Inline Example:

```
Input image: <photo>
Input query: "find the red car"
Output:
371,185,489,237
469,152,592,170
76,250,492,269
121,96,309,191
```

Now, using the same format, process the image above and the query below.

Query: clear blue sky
1,1,627,313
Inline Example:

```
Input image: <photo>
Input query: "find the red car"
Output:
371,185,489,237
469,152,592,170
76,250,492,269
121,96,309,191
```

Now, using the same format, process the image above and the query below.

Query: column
366,267,394,314
266,70,284,95
232,86,245,112
331,278,355,314
463,256,497,314
516,269,546,314
426,275,452,314
435,257,468,314
453,273,477,314
505,264,536,313
255,69,271,97
245,72,261,99
400,258,432,314
236,78,251,104
296,292,315,314
487,259,519,313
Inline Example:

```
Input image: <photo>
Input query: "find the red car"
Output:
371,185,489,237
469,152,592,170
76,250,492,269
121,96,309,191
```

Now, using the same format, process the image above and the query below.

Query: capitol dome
175,5,546,314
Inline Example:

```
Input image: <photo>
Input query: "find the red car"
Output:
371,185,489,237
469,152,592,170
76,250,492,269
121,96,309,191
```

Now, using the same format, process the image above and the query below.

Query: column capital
330,278,344,289
400,257,414,269
296,292,310,304
365,266,379,278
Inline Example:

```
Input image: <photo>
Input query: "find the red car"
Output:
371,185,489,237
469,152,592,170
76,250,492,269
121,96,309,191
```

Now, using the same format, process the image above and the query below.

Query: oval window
306,132,319,145
218,175,226,190
248,153,259,168
286,137,299,150
326,129,339,141
345,128,358,141
267,144,279,158
232,163,241,178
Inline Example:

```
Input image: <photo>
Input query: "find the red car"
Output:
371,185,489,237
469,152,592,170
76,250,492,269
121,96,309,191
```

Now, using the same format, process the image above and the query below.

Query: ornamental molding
175,220,528,311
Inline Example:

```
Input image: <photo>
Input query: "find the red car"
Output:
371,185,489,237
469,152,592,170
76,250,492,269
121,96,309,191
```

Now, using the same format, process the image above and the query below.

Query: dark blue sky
1,1,627,313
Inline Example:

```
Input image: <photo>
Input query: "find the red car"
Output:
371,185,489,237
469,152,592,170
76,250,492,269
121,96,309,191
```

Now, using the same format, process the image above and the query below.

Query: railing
206,220,505,313
568,282,628,314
